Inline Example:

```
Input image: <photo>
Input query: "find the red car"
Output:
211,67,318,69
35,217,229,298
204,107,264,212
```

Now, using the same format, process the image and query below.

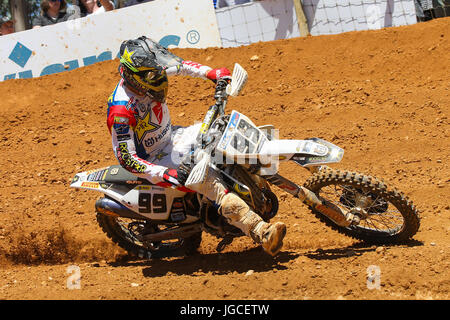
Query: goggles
136,69,163,83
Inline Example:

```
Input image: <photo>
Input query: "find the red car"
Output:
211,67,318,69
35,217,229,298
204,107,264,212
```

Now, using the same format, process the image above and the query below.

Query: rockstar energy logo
135,111,161,143
120,47,138,72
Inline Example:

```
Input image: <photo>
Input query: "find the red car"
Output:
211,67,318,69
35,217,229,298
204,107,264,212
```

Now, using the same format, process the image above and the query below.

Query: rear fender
70,166,110,191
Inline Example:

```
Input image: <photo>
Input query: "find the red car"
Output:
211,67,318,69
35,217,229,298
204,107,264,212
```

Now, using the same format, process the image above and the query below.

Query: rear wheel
96,213,202,259
304,169,420,244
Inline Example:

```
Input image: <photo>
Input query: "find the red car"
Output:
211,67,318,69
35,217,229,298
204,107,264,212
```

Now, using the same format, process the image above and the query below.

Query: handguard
226,63,248,97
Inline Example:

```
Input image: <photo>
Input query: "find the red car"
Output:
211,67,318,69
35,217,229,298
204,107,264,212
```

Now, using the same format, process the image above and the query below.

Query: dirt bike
70,64,420,259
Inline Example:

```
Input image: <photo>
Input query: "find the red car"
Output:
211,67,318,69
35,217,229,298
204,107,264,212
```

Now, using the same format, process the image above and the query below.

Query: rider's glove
162,167,190,187
206,67,231,83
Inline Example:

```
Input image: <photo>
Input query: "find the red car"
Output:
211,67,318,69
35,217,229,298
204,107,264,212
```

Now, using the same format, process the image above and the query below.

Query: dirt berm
0,17,448,300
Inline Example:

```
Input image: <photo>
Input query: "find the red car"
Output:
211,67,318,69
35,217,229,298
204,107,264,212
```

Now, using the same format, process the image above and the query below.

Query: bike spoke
319,184,405,233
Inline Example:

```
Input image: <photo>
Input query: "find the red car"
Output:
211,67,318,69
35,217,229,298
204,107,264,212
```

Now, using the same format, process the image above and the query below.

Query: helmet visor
138,69,158,82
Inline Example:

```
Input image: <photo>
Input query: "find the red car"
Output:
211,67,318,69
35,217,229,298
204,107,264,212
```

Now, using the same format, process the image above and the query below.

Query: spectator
123,0,154,8
0,17,14,36
415,0,433,21
73,0,115,17
216,0,253,9
32,0,78,29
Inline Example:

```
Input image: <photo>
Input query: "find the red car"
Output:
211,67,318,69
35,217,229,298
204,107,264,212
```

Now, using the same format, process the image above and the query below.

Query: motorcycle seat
103,165,149,185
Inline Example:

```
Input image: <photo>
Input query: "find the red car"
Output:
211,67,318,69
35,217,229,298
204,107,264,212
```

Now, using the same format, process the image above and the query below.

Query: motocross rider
106,36,286,256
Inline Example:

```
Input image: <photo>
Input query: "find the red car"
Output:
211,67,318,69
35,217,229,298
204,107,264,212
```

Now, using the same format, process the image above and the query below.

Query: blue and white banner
0,0,221,82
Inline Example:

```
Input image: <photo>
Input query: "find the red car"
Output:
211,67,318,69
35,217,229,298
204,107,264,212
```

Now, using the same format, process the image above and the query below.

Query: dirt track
0,17,449,300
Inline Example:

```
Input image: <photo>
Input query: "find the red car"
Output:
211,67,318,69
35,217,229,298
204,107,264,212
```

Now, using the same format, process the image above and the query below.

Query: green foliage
1,0,11,19
1,0,38,27
1,0,44,27
28,0,41,23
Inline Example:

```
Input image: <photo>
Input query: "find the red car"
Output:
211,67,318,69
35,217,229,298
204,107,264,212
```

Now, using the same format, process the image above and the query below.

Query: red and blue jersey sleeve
165,60,212,79
106,81,168,184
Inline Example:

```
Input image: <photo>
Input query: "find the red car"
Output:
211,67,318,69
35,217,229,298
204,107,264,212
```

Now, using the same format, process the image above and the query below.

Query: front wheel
303,169,420,244
96,213,202,259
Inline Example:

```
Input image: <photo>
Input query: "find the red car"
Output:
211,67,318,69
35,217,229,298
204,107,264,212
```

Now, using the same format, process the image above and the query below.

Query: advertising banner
0,0,221,81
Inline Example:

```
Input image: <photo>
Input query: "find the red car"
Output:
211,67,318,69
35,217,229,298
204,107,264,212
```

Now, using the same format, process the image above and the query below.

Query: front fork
266,169,359,227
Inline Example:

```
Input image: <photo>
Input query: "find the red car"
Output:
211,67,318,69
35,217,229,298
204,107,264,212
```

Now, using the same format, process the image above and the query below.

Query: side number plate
138,193,167,214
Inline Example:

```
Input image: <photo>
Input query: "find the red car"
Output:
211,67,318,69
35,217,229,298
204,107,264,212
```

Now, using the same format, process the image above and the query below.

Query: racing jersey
106,61,213,185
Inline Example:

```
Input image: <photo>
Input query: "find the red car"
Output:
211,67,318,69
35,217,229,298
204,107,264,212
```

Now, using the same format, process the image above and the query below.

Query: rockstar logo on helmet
120,47,138,72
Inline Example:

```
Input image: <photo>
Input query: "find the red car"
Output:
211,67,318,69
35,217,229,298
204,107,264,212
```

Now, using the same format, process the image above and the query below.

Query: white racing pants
148,123,270,244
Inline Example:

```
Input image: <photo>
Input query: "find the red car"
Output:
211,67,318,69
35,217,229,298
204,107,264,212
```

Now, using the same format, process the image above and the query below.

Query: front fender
259,137,344,167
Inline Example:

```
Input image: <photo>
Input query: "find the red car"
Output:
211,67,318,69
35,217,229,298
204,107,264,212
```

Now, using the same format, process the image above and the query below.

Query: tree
10,0,30,31
1,0,43,31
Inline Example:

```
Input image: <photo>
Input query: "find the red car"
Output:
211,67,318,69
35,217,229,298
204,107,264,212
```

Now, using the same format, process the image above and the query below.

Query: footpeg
216,236,234,252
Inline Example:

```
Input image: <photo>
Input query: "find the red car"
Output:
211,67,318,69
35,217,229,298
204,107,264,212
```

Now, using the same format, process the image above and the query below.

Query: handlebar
178,64,247,172
177,78,231,171
213,77,231,116
197,78,230,142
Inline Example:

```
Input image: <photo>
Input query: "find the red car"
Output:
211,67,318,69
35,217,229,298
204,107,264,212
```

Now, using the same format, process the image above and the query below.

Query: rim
319,184,405,235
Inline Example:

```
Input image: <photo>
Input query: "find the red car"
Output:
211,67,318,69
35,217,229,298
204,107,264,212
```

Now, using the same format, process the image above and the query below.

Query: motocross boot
189,168,286,256
253,221,287,257
220,193,286,256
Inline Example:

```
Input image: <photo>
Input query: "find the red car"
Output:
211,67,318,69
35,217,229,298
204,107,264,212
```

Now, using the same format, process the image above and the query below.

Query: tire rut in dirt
96,213,202,260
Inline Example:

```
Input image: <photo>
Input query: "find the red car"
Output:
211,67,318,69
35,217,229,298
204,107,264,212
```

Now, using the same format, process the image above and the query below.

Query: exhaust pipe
95,197,146,220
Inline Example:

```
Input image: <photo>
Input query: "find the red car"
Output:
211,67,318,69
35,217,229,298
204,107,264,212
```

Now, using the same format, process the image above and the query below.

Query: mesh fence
215,0,301,47
215,0,422,47
301,0,417,36
214,0,448,47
